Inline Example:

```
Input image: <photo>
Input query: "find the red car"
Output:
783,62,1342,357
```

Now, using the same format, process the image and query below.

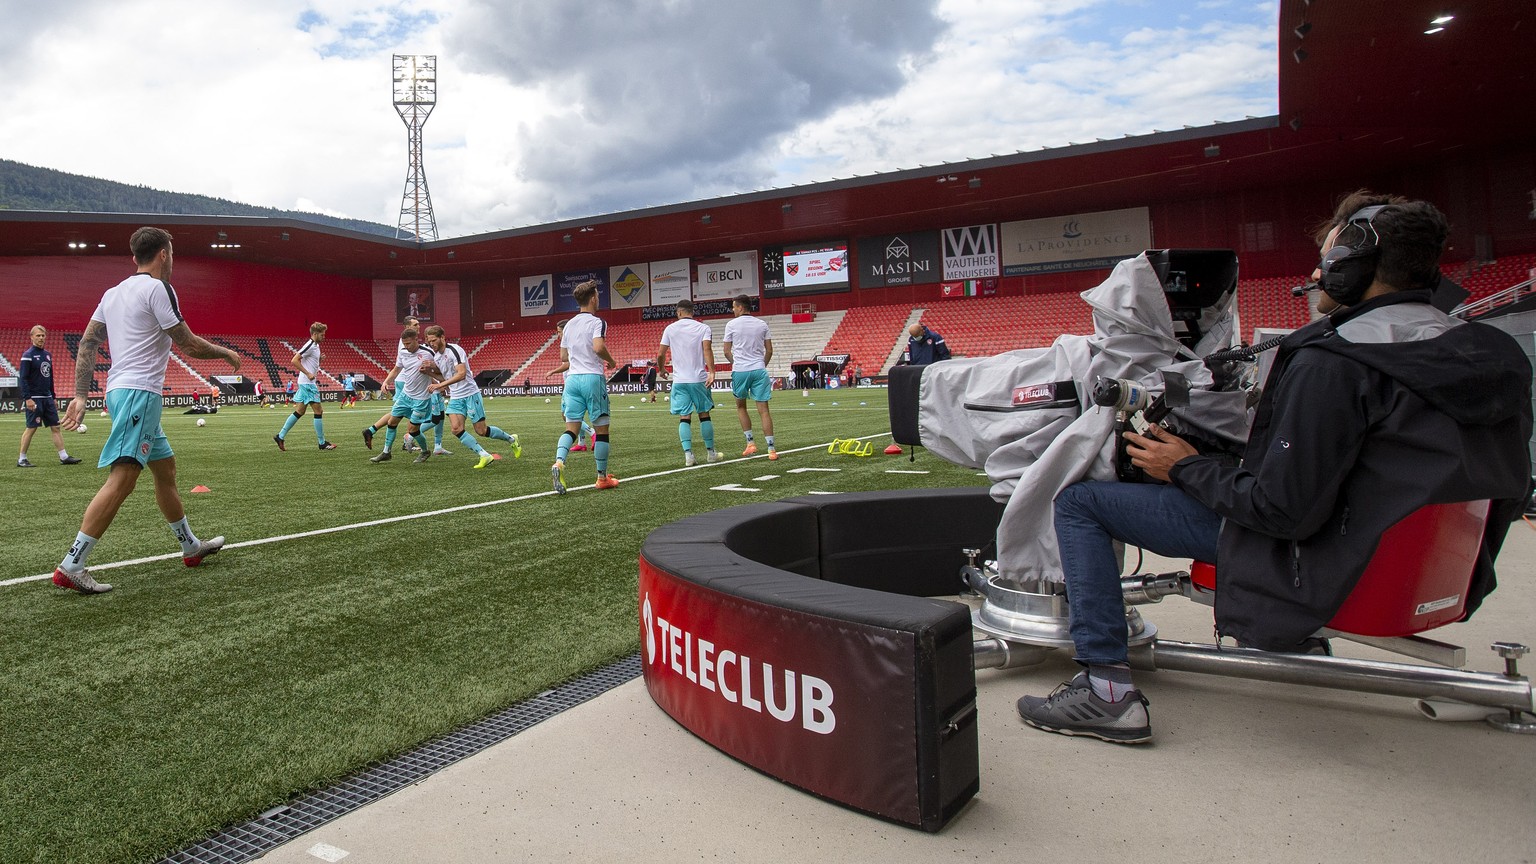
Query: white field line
3,432,893,588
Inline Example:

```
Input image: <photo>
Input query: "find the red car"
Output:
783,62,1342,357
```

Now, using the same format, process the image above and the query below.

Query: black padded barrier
639,487,1004,832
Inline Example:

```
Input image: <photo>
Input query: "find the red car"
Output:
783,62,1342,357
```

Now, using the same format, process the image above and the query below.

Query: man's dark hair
401,327,419,341
733,294,751,309
1315,190,1449,292
425,324,445,337
676,299,695,314
130,227,173,265
572,280,599,307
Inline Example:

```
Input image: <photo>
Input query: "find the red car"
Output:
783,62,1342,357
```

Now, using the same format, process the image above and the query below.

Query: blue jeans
1054,481,1222,666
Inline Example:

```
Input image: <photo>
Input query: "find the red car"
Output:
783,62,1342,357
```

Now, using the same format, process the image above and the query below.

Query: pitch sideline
2,433,896,588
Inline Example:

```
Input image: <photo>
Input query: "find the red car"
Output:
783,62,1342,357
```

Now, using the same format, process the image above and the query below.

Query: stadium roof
0,0,1529,282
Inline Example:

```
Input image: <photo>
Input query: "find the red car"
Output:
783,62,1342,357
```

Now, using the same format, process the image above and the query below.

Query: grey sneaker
1016,672,1151,744
433,446,452,456
706,449,721,463
684,450,697,467
17,457,35,468
369,451,392,463
52,567,112,594
412,451,432,464
183,536,225,567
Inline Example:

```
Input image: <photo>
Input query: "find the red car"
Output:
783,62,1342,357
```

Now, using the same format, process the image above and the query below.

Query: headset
1316,204,1389,306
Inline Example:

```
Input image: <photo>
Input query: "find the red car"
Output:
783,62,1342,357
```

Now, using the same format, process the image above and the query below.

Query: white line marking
711,484,761,493
4,433,892,588
885,470,931,474
307,842,350,862
752,474,780,481
787,467,841,474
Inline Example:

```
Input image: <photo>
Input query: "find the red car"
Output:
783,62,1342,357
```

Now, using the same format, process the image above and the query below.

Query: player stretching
53,227,237,593
369,327,441,463
274,321,336,450
423,325,522,469
723,294,777,460
548,280,618,493
657,299,720,466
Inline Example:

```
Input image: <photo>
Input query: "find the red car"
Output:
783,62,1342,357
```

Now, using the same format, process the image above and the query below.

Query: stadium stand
917,293,1096,358
471,330,561,384
822,303,923,376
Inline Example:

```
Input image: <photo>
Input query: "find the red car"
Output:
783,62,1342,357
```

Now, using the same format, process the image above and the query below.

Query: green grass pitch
0,389,985,863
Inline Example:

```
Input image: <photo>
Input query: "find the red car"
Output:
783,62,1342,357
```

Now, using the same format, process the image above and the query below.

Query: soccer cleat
273,434,286,452
369,451,392,463
707,449,721,463
17,457,35,468
684,450,697,467
510,434,522,459
1015,672,1152,744
362,426,375,449
412,450,432,464
742,442,758,456
551,461,567,494
60,456,82,465
767,448,779,461
474,452,495,469
434,447,453,456
595,474,620,490
319,442,337,450
183,536,225,567
570,443,588,452
52,567,112,594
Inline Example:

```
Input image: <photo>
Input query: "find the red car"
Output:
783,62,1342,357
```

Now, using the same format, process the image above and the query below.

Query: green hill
0,158,398,238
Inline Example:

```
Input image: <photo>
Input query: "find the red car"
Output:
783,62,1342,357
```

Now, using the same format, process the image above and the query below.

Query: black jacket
907,328,950,365
1169,292,1532,650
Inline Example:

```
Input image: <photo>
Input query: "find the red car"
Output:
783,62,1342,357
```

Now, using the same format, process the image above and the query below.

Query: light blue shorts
561,374,610,425
295,383,321,405
100,388,172,468
731,369,772,403
391,392,433,424
669,382,715,417
430,391,446,416
446,392,487,424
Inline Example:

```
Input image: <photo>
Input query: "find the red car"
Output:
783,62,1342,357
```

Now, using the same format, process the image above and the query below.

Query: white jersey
660,318,713,384
723,315,771,372
561,312,608,376
435,343,479,400
294,338,321,386
395,344,437,399
90,273,184,393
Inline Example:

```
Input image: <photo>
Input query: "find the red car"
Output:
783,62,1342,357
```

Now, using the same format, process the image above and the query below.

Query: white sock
169,517,200,555
62,531,98,572
58,449,69,460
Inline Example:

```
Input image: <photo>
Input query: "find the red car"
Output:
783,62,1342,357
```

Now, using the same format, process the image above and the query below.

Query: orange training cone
191,485,211,493
884,444,904,455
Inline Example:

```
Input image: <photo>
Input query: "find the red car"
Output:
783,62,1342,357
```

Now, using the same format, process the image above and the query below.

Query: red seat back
1190,500,1490,637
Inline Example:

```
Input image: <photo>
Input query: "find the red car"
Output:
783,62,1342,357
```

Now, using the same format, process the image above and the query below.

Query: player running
423,325,522,469
657,299,720,466
547,280,618,493
368,327,442,464
274,321,336,451
723,294,778,459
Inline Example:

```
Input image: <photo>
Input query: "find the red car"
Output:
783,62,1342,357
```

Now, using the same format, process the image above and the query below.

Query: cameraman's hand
1125,425,1198,483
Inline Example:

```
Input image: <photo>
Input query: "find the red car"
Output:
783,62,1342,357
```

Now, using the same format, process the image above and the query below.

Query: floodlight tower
393,54,439,242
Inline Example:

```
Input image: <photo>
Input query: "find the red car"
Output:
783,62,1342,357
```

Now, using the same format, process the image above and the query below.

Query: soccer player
274,322,336,451
17,325,82,467
423,325,522,469
368,327,441,464
657,299,720,466
548,319,595,451
341,372,357,407
723,294,777,460
53,227,237,594
363,316,420,450
547,280,618,493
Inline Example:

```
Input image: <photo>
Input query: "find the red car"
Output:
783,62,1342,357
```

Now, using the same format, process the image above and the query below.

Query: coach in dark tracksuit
905,324,950,365
17,325,82,467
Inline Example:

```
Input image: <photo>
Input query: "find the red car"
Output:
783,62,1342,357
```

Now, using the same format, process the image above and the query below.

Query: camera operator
1016,191,1532,744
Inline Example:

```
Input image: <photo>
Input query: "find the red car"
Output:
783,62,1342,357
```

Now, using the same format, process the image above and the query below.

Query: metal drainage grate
161,654,641,864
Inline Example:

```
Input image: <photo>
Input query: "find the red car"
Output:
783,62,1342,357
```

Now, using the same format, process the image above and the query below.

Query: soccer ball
76,423,88,433
545,398,552,403
196,418,207,427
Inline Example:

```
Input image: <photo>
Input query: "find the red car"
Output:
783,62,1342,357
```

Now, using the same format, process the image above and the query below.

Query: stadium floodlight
393,54,440,243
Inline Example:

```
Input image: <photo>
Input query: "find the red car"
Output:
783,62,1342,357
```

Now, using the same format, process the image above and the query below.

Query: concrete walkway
257,524,1536,863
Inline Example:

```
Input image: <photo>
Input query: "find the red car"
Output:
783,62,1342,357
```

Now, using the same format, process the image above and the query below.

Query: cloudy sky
1,0,1277,238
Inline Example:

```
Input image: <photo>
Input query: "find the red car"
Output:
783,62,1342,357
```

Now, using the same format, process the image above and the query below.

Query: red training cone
884,444,904,455
190,485,211,493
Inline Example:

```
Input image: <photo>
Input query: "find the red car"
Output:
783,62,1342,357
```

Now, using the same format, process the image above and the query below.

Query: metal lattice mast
393,54,439,242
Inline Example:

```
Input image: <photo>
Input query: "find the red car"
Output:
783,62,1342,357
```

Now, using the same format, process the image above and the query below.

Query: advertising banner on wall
520,274,553,318
551,270,609,313
650,258,691,306
857,232,941,288
693,251,758,301
1000,207,1151,275
609,263,651,310
941,224,1000,280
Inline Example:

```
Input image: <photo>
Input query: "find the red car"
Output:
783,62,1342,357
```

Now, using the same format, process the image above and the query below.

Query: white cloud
0,0,1278,238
